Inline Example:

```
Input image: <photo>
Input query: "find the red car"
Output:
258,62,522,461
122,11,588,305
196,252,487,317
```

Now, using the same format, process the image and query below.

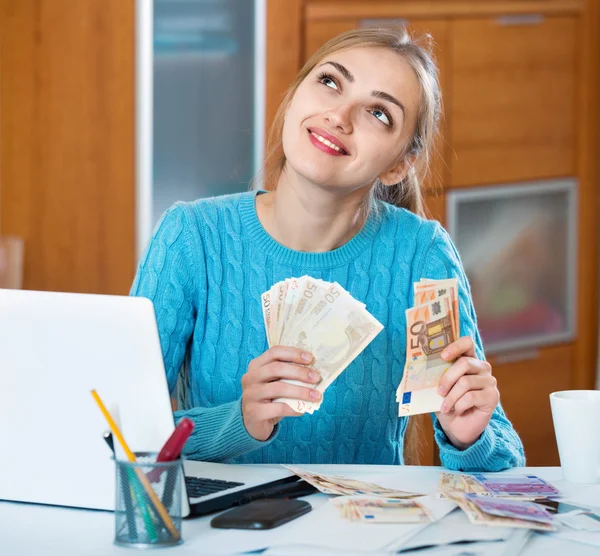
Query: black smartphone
210,499,312,530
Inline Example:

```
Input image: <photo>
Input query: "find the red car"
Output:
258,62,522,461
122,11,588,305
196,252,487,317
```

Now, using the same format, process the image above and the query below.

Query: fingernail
309,371,320,382
440,402,447,413
302,352,313,362
309,390,320,399
438,385,445,395
441,350,450,360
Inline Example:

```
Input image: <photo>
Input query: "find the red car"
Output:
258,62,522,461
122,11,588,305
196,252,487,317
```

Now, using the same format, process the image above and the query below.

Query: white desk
2,465,599,555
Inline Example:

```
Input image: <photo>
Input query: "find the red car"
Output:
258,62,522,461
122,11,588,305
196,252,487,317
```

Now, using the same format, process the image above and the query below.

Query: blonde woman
131,26,525,470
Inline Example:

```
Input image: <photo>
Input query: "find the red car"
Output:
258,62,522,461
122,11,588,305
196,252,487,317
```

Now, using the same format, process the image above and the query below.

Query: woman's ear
379,154,417,186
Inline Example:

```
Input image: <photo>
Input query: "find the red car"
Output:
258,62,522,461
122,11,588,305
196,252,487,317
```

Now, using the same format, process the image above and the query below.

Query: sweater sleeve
416,224,526,472
130,203,277,462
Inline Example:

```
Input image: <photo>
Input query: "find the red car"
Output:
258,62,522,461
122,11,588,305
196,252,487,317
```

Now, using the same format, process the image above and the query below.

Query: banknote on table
471,473,560,499
438,472,560,501
449,492,556,531
437,472,490,500
283,465,423,498
396,278,459,416
261,277,383,414
467,495,554,524
332,496,432,523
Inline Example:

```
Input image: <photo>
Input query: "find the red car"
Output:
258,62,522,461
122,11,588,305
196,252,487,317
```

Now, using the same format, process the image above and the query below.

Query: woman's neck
256,167,371,253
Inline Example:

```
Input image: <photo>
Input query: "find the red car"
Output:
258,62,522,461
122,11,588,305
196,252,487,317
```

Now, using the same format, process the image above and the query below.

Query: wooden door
0,0,135,294
448,15,577,187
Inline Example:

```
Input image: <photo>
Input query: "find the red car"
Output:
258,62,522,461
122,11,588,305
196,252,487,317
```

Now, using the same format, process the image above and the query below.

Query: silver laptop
0,289,294,517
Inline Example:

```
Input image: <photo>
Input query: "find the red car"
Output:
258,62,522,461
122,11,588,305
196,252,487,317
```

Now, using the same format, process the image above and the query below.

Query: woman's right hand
241,346,321,441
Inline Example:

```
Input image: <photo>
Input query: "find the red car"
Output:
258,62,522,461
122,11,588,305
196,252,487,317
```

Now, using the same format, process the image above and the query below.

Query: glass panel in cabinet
153,0,260,224
446,179,577,354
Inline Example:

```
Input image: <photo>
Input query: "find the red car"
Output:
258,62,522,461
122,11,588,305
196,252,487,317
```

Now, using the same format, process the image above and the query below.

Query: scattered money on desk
436,472,562,531
438,472,560,501
332,496,432,523
283,466,423,498
449,492,556,531
396,278,460,416
261,277,383,414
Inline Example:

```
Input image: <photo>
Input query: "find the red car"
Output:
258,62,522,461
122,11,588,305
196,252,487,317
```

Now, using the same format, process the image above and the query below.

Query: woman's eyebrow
372,90,406,118
318,61,354,82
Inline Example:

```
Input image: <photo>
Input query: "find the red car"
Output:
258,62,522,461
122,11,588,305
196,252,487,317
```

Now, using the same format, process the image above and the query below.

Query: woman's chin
286,161,340,188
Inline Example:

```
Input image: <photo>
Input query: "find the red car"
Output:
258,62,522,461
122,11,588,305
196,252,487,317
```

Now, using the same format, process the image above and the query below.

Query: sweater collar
239,190,382,269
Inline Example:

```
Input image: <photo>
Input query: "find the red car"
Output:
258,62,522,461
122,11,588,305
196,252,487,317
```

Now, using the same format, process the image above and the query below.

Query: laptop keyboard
185,476,245,498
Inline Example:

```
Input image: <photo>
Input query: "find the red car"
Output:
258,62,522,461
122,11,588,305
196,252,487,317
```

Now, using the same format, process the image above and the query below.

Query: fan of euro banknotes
261,277,383,414
396,278,460,417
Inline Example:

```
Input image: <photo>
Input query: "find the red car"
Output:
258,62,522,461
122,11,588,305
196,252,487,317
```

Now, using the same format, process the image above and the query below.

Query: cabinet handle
360,18,408,28
495,14,544,26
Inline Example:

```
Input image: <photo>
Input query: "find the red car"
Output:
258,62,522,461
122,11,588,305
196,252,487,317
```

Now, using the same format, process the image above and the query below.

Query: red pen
148,418,194,482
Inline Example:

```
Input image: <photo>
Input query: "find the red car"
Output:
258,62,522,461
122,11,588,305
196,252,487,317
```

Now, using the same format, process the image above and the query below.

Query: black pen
103,430,115,454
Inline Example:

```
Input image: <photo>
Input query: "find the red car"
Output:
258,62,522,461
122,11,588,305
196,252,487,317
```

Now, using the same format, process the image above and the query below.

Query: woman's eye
370,108,391,126
320,76,338,90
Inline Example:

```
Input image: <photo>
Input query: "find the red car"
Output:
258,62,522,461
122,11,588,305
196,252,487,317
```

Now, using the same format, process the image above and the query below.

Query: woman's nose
325,104,353,133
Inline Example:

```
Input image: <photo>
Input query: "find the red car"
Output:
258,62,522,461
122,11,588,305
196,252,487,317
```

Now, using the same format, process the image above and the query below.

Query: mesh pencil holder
114,452,183,549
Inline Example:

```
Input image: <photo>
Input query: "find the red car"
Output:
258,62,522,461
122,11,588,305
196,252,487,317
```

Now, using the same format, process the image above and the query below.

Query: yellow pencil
91,389,180,541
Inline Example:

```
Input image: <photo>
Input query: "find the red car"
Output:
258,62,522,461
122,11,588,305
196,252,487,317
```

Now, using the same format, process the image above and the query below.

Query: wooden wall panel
573,0,600,390
266,0,303,139
423,190,445,224
0,0,135,295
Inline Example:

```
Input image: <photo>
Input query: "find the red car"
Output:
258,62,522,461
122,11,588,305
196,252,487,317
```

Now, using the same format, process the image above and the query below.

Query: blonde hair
258,25,442,464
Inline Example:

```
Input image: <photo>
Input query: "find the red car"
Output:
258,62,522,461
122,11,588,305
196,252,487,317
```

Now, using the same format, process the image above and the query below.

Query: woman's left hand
436,336,499,450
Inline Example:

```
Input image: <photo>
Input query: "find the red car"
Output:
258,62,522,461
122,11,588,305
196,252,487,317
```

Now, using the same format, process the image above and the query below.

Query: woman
131,26,525,470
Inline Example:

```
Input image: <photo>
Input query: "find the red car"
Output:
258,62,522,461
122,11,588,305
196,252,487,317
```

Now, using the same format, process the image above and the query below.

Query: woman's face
281,46,421,192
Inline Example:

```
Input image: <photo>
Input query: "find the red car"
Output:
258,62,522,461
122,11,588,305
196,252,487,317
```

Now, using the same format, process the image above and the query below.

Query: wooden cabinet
449,15,577,187
0,0,135,295
489,344,573,466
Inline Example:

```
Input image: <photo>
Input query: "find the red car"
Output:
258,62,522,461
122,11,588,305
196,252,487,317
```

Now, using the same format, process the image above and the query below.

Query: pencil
91,389,180,541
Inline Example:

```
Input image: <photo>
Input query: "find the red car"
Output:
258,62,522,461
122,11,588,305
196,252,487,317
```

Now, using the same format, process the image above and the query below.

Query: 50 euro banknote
396,279,459,416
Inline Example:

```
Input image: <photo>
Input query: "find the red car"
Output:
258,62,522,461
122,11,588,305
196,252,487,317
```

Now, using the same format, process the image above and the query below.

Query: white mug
550,390,600,483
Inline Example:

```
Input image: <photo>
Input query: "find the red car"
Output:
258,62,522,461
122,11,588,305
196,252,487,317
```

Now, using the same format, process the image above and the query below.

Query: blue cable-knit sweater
130,190,525,471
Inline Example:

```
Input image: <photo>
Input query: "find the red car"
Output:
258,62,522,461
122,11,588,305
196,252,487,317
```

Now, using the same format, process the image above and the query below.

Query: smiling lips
307,128,349,156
